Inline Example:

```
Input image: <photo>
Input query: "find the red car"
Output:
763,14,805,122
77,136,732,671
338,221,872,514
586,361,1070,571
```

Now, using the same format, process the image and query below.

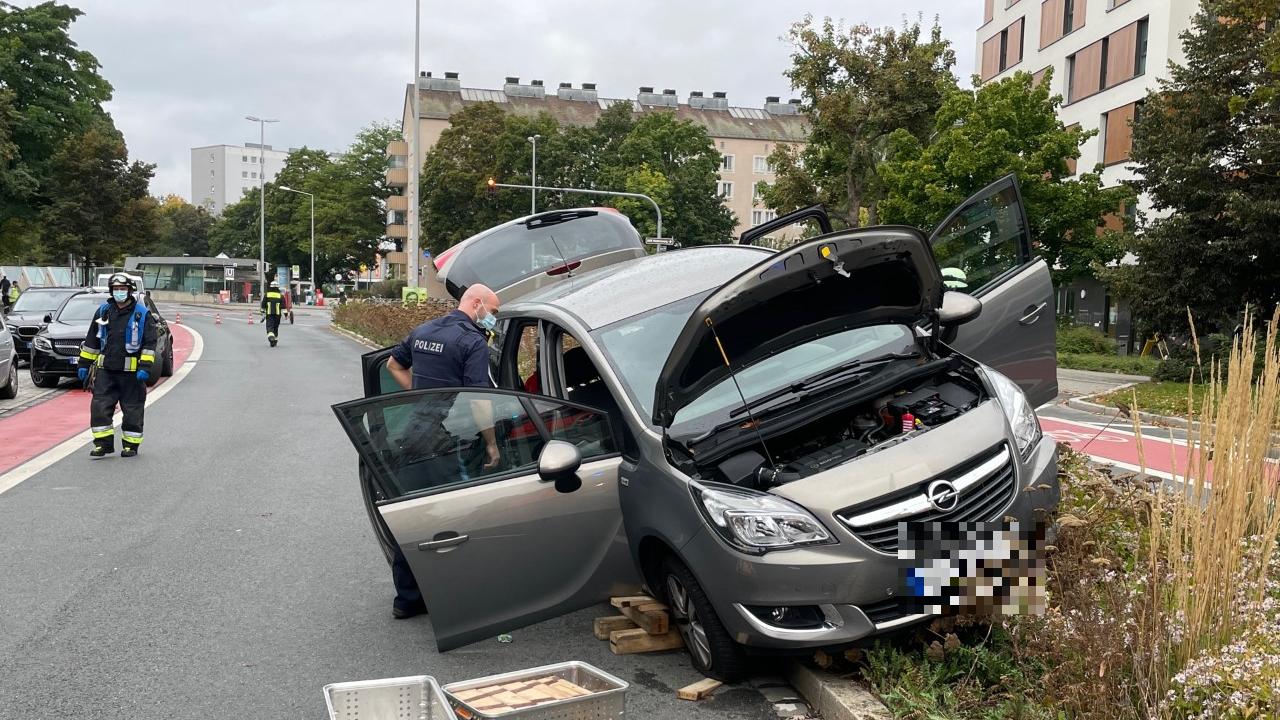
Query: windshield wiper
726,351,922,419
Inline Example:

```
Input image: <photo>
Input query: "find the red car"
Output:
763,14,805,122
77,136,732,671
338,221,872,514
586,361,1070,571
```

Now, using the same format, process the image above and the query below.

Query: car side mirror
538,440,582,493
938,291,982,327
42,314,52,324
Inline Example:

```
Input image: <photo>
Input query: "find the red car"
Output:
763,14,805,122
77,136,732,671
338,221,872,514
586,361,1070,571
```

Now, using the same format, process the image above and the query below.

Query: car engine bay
698,362,987,490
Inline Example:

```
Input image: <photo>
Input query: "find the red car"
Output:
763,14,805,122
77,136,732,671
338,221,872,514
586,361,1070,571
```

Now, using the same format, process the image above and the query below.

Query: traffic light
485,177,497,197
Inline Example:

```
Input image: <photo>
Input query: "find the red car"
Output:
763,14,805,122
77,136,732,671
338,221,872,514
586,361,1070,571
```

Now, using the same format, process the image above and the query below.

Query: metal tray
443,661,628,719
324,674,453,720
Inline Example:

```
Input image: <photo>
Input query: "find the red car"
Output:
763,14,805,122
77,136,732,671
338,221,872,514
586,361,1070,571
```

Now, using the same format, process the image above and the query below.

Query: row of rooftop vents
418,71,801,115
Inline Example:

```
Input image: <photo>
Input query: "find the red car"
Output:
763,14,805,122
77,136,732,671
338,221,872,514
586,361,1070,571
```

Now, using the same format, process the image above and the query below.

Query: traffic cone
174,311,182,324
215,313,222,325
247,312,254,325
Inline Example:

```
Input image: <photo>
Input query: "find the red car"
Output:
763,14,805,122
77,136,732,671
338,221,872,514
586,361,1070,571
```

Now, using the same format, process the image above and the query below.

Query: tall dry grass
1132,308,1280,716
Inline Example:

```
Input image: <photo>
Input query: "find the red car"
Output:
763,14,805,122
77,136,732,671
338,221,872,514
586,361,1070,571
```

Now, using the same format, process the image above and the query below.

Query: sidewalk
1056,367,1150,399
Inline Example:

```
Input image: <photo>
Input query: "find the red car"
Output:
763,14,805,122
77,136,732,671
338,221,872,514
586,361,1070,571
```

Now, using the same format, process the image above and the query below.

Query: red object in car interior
546,261,582,277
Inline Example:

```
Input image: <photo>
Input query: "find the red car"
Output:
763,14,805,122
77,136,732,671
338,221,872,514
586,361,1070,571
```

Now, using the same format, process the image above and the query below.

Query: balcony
386,222,409,239
386,139,408,158
385,167,408,187
386,194,409,212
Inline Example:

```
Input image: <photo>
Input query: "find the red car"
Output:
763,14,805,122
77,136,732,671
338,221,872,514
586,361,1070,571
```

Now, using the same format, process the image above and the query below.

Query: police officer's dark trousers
90,369,146,452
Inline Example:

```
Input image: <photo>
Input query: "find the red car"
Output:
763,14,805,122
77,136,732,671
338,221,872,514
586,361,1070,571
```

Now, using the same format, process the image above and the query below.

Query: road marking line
0,326,204,496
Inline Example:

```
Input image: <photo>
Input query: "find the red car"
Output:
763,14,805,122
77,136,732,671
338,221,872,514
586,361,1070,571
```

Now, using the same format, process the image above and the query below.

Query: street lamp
406,0,422,290
245,115,279,295
278,185,314,302
527,134,541,214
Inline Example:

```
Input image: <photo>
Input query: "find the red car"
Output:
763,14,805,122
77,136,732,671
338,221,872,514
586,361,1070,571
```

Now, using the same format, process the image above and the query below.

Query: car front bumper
679,434,1060,650
30,347,81,377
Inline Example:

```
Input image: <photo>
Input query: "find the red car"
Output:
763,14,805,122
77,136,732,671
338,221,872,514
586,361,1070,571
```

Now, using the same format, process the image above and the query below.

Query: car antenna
703,316,778,470
547,233,574,278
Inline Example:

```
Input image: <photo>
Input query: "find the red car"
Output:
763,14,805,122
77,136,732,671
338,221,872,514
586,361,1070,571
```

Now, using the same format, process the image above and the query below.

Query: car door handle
418,533,469,552
1019,302,1047,325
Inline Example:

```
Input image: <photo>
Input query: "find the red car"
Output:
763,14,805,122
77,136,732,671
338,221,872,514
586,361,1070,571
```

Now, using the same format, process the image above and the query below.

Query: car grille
16,325,39,340
835,443,1016,554
860,598,913,625
51,339,82,355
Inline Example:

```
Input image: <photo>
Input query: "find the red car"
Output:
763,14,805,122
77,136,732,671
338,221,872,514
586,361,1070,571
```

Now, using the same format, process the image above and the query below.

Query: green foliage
419,99,735,251
1108,0,1280,334
147,195,215,257
879,71,1133,284
38,121,158,266
761,14,957,227
1057,352,1159,376
1057,324,1116,355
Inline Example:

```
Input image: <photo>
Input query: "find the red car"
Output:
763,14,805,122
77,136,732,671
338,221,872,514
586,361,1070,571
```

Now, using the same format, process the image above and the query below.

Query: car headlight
32,336,52,352
691,483,833,554
5,324,16,334
985,368,1042,460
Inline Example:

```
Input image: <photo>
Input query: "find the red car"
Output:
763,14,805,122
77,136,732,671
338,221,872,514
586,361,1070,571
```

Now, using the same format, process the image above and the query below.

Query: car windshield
57,295,106,323
12,289,78,314
593,295,918,431
444,212,641,293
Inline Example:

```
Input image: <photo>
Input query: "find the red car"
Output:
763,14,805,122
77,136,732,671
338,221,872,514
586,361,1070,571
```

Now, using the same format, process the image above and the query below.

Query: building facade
385,73,808,244
190,143,290,216
977,0,1198,344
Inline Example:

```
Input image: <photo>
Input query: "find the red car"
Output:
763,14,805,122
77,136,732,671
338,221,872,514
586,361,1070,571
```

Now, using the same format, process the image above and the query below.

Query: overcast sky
44,0,981,200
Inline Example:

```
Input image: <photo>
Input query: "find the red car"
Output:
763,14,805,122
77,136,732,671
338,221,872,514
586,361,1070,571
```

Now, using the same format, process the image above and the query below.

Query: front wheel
1,359,17,399
659,555,749,682
30,364,59,388
161,344,174,377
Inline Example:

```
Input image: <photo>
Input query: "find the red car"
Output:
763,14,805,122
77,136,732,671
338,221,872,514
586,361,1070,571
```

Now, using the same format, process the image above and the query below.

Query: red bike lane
0,324,195,475
1040,416,1210,484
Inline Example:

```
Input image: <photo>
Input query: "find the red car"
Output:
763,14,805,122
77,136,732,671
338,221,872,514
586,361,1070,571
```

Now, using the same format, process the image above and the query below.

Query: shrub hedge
331,298,454,347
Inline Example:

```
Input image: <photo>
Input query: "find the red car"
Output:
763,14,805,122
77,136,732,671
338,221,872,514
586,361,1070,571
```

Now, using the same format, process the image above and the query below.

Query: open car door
928,175,1057,406
332,388,637,651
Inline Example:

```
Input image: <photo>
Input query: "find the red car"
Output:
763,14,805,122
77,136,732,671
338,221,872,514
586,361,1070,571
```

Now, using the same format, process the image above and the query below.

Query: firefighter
78,274,158,458
260,280,286,347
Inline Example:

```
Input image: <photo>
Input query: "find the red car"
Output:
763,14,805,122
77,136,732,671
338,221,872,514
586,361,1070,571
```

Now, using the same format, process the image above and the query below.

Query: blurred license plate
67,357,78,364
898,521,1047,617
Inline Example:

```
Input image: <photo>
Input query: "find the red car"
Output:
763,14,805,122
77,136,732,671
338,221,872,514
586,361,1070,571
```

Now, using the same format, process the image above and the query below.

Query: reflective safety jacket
78,297,159,373
261,289,285,317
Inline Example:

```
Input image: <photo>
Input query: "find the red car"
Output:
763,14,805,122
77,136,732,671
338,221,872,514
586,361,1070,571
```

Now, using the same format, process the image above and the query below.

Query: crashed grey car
333,175,1060,681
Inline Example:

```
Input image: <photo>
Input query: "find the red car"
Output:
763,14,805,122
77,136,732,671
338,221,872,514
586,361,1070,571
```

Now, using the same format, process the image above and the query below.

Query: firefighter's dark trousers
265,314,281,338
90,369,146,451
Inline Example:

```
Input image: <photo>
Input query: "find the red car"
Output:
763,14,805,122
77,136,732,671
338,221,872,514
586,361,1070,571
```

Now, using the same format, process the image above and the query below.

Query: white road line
1083,456,1177,482
0,326,205,496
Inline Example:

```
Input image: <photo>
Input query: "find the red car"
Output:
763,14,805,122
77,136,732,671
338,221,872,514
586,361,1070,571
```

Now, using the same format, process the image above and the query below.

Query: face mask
112,290,130,303
477,307,497,331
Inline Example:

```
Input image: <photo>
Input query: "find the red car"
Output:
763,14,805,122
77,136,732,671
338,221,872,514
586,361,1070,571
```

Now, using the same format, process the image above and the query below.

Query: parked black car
3,287,83,364
30,290,174,388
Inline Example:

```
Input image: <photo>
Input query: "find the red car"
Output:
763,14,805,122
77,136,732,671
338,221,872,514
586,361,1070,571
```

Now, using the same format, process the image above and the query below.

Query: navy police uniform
386,309,494,617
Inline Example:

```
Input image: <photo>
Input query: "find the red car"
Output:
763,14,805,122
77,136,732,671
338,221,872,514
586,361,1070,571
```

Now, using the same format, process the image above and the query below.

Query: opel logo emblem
926,480,959,513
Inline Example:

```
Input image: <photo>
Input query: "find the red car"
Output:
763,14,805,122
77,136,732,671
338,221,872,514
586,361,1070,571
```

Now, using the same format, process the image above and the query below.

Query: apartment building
385,73,808,244
190,143,290,216
977,0,1198,339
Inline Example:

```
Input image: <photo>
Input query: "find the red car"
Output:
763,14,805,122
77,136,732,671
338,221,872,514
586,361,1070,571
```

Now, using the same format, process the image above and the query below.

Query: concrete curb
327,323,380,350
785,661,892,720
1064,382,1203,432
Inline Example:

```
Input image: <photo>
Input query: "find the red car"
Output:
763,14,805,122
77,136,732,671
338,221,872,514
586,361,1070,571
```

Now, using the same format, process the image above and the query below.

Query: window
1032,66,1051,88
210,169,214,176
1102,102,1140,165
1041,0,1084,48
751,209,777,225
241,171,248,178
1108,0,1131,8
209,154,214,163
1135,18,1149,75
930,181,1031,293
1103,19,1147,89
717,181,733,199
1062,0,1075,35
1066,39,1104,102
242,155,248,162
752,156,772,173
251,156,257,163
1002,18,1025,71
251,172,257,179
721,154,735,172
982,34,1002,80
984,0,994,24
1064,123,1081,175
753,184,765,203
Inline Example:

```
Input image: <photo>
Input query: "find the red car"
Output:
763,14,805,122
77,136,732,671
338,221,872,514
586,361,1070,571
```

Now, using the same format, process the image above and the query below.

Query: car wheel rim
666,574,712,668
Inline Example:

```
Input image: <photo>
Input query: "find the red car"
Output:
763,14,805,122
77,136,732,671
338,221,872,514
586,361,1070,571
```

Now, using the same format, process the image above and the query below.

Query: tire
30,364,60,388
658,555,750,682
161,343,174,377
0,357,17,399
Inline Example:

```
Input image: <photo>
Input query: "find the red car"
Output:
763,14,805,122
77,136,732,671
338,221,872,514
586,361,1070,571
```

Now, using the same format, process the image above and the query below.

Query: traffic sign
291,264,300,276
223,266,235,280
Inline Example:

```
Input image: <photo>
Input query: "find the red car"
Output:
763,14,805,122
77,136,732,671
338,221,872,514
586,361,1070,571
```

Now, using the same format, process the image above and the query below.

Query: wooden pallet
596,595,684,656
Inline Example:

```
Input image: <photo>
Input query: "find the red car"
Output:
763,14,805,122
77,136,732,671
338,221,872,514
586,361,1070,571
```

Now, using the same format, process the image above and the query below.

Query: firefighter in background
260,279,286,347
78,274,158,458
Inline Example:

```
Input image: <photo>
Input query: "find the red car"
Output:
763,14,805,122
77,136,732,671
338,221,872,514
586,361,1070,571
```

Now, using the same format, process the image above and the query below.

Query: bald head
459,284,500,323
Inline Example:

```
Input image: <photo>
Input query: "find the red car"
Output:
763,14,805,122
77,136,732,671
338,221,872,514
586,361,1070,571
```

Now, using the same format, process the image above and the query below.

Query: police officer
78,274,158,458
381,283,501,619
1,272,12,314
260,279,285,347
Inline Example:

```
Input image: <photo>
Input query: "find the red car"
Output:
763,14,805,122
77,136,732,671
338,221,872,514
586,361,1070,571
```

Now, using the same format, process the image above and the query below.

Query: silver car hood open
651,228,945,428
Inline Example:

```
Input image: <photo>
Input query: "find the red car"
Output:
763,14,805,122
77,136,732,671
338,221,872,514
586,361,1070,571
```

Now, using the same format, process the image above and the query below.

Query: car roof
504,244,773,330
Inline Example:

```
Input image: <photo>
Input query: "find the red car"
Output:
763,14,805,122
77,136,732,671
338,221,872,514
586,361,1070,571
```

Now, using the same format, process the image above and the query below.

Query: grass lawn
1093,381,1209,419
1057,352,1160,376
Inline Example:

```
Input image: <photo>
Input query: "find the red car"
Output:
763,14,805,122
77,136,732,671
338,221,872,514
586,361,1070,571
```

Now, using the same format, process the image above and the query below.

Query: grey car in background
333,175,1060,681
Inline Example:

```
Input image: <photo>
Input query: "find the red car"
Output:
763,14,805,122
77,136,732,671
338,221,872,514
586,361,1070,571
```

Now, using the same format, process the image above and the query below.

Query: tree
207,187,259,259
0,2,113,239
1108,0,1280,333
761,15,957,228
878,70,1133,284
39,122,159,266
147,195,215,257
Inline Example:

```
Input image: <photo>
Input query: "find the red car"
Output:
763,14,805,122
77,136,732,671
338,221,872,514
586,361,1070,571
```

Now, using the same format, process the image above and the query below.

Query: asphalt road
0,306,778,719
